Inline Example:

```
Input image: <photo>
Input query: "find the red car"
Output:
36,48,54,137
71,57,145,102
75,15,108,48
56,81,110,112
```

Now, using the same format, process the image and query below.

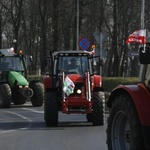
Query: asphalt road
0,102,108,150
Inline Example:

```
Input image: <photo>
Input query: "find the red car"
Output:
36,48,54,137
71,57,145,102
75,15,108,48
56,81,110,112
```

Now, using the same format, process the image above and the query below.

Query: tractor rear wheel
92,91,105,126
44,91,58,127
106,94,144,150
0,83,12,108
30,82,44,107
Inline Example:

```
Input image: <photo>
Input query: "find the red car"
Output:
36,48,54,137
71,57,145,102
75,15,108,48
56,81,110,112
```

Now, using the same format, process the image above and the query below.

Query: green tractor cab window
0,56,24,72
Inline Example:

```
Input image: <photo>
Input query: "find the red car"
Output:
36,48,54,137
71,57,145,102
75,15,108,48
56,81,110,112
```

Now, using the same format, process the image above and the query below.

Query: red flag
126,29,146,44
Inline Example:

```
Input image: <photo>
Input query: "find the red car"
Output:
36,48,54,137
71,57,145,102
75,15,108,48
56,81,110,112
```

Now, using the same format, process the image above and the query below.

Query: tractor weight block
21,87,33,98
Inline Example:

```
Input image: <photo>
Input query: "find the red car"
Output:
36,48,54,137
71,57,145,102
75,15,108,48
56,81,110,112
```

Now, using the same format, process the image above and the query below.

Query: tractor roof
53,50,92,57
0,48,16,56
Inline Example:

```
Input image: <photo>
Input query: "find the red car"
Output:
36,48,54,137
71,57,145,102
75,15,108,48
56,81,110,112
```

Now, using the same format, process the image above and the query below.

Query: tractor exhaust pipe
20,87,33,98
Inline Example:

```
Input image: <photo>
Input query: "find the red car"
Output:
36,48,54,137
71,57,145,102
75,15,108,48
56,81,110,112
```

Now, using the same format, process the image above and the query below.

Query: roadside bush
27,75,43,81
103,77,138,92
103,77,138,111
27,76,139,92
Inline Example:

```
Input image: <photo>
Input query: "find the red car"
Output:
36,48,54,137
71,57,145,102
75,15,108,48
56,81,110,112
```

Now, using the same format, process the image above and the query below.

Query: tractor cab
53,51,93,77
45,51,96,94
0,48,27,80
0,55,25,71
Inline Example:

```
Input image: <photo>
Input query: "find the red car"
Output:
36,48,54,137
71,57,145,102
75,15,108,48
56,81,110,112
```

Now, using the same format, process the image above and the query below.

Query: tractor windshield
54,56,92,76
0,56,24,72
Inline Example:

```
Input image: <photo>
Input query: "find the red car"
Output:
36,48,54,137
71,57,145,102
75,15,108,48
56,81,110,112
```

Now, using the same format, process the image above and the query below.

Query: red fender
108,83,150,126
92,75,102,88
43,76,52,89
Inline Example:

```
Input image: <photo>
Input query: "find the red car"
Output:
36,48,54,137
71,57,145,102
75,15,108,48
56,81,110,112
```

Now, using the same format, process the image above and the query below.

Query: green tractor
0,48,44,108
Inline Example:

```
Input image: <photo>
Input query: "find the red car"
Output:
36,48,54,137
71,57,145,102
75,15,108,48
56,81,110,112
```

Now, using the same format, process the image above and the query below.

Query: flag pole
141,0,145,29
141,0,146,52
143,29,146,53
139,0,146,82
76,0,79,50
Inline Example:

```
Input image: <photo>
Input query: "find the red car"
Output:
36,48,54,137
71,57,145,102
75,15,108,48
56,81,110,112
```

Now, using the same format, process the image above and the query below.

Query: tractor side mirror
139,47,150,64
24,55,32,66
93,56,104,66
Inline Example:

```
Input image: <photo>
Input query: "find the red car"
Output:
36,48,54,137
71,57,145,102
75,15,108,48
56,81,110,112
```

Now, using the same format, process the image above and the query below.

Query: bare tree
0,0,149,76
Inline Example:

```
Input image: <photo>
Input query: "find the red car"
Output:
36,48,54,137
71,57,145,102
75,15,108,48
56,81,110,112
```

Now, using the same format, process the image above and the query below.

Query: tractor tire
44,91,58,127
86,113,92,122
30,82,44,107
13,95,26,105
92,91,105,126
106,94,145,150
0,83,12,108
12,88,26,105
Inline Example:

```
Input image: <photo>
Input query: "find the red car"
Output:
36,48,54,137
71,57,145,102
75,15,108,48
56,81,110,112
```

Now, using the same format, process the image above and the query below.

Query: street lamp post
76,0,79,50
141,0,145,29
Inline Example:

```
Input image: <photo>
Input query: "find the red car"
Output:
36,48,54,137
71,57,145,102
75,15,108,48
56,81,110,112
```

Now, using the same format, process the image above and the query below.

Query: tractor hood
67,74,83,83
8,71,29,88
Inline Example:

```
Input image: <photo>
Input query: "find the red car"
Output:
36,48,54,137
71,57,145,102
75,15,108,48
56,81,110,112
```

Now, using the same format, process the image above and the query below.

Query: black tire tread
44,92,58,127
106,94,145,150
92,91,105,126
30,82,44,107
0,83,12,108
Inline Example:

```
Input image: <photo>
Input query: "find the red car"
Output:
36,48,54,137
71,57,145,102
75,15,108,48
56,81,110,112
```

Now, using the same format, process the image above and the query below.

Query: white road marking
5,111,33,122
22,108,44,113
0,110,33,134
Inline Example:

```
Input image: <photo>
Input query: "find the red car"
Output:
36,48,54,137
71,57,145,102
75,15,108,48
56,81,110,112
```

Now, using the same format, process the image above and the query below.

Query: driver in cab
67,58,79,73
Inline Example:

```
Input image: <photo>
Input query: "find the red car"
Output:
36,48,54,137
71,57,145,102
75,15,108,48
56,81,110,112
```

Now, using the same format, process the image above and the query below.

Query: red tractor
43,50,105,127
106,46,150,150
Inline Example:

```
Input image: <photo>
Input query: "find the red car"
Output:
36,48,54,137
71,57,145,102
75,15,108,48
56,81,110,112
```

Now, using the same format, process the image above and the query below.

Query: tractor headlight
19,85,29,88
77,89,81,94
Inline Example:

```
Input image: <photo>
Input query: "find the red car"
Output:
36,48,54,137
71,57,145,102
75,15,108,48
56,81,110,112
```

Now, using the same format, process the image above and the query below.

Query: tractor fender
43,76,52,89
92,75,103,91
93,75,102,87
107,83,150,126
8,71,29,88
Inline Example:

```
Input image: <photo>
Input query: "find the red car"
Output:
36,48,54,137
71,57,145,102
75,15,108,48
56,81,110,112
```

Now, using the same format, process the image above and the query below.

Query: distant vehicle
43,50,105,126
106,45,150,150
0,48,44,108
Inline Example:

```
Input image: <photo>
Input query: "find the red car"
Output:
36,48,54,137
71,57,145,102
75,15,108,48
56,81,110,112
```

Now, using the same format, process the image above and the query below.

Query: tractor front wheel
92,91,105,126
44,91,58,127
30,82,44,107
0,83,12,108
106,94,144,150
